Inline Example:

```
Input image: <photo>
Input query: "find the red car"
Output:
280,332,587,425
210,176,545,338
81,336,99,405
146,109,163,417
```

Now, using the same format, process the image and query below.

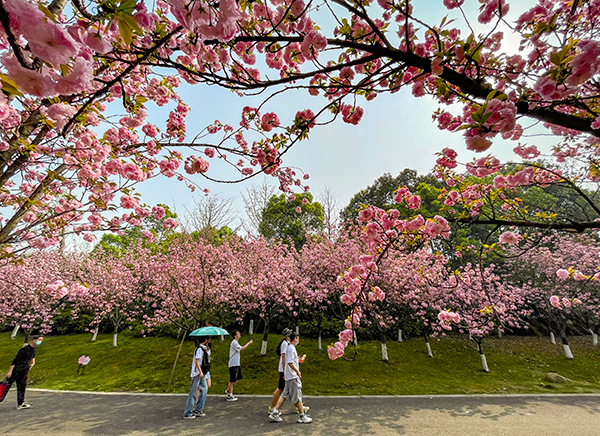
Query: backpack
197,345,211,375
276,340,284,357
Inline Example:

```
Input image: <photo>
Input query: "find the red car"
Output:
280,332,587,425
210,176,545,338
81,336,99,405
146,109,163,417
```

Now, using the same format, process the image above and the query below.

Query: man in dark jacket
2,335,43,409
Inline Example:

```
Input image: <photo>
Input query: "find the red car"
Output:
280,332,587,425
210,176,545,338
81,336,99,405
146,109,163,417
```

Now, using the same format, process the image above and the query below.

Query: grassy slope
1,332,599,395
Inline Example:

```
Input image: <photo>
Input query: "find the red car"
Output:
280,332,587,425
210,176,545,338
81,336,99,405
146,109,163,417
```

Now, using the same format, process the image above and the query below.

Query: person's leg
194,377,208,413
206,373,211,390
270,372,285,409
183,376,200,417
270,389,282,408
15,372,28,407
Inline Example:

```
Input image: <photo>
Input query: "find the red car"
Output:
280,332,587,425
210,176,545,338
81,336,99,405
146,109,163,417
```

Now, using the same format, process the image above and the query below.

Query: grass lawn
1,332,600,395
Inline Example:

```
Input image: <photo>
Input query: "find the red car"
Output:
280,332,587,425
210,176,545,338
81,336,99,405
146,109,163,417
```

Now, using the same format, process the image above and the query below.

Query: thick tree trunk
10,324,19,340
561,336,574,359
398,329,403,342
424,335,433,358
113,323,118,347
260,319,269,356
317,320,322,350
476,340,490,373
381,332,388,362
249,319,254,335
589,329,598,346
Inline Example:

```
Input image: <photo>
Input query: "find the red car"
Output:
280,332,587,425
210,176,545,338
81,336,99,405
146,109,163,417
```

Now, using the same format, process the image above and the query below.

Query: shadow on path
1,391,599,436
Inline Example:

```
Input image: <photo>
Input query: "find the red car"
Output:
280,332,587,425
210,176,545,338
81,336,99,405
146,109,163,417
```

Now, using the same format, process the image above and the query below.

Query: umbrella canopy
189,326,229,336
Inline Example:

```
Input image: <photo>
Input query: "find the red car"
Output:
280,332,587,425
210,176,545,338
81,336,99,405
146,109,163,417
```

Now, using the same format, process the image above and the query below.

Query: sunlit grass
1,332,599,395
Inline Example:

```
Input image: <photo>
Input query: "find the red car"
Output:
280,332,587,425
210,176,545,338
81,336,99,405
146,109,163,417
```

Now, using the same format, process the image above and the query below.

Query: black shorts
277,372,285,390
229,366,243,383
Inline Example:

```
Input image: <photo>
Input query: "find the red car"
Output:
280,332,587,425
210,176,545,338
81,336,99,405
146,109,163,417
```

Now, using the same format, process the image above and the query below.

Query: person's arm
241,339,253,350
195,350,204,378
287,361,301,378
6,365,14,378
29,358,35,369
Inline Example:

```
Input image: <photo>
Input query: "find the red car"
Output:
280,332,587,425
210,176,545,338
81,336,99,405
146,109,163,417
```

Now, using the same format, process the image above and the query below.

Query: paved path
1,390,600,435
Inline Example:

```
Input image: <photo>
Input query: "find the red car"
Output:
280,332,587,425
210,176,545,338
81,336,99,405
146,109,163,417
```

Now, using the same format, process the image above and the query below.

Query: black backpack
276,340,284,357
197,346,211,374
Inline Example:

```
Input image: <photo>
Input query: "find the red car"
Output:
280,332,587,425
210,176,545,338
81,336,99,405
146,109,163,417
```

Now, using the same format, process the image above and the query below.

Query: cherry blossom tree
503,233,600,359
233,237,304,355
297,231,362,349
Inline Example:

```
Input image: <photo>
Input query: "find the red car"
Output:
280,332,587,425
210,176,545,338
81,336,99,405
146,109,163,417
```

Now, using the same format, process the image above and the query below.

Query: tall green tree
341,169,444,223
259,193,324,249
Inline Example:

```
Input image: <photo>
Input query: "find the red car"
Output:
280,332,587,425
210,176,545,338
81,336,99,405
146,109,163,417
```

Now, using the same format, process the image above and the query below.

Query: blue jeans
183,375,207,417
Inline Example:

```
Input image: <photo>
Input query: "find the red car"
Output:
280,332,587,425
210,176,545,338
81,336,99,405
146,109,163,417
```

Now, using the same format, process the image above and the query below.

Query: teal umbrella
190,326,229,336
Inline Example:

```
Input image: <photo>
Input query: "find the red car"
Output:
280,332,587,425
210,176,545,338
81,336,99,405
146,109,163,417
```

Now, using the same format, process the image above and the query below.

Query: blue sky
134,0,551,227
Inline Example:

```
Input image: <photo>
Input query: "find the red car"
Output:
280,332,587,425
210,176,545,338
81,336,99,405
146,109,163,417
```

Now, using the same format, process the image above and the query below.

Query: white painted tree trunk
10,325,19,339
480,354,490,372
381,343,389,361
468,331,472,341
113,332,118,347
176,327,182,339
260,340,268,355
550,332,556,344
563,344,574,359
497,329,502,338
295,325,299,335
317,334,322,350
398,329,403,342
249,320,254,335
220,326,224,343
353,331,358,346
91,329,99,342
426,342,433,358
589,329,598,346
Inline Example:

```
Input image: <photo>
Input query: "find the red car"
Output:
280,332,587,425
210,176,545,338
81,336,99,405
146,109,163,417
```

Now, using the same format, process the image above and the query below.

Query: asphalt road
1,390,600,436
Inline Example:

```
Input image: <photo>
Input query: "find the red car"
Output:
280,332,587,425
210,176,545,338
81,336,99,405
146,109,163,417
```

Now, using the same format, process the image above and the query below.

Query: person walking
268,328,291,415
269,333,312,424
1,334,43,410
183,336,210,419
226,330,252,402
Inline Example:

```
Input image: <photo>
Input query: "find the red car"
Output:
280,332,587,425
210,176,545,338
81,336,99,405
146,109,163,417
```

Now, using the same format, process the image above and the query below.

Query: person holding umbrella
183,336,210,419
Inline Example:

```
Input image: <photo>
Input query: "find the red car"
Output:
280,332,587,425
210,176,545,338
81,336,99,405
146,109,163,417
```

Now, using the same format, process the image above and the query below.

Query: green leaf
0,75,23,97
38,3,58,22
117,15,133,46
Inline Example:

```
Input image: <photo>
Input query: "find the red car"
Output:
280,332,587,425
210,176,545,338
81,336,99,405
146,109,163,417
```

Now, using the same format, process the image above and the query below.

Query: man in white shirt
183,336,209,419
269,333,312,424
268,328,291,414
226,330,253,401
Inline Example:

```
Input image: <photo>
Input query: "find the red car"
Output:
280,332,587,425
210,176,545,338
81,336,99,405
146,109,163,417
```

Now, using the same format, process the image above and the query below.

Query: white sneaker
16,403,31,410
226,395,238,402
297,413,312,424
269,411,282,422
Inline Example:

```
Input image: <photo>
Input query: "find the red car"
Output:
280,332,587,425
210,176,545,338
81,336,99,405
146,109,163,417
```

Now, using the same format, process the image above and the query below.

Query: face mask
35,340,42,346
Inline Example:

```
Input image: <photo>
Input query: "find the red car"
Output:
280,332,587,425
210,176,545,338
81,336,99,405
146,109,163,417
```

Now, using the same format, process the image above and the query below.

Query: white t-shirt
228,339,242,367
278,340,289,373
190,346,205,378
284,343,299,380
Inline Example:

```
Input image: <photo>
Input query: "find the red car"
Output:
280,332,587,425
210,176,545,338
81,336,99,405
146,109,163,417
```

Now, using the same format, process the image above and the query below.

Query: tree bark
260,319,270,356
10,324,19,340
